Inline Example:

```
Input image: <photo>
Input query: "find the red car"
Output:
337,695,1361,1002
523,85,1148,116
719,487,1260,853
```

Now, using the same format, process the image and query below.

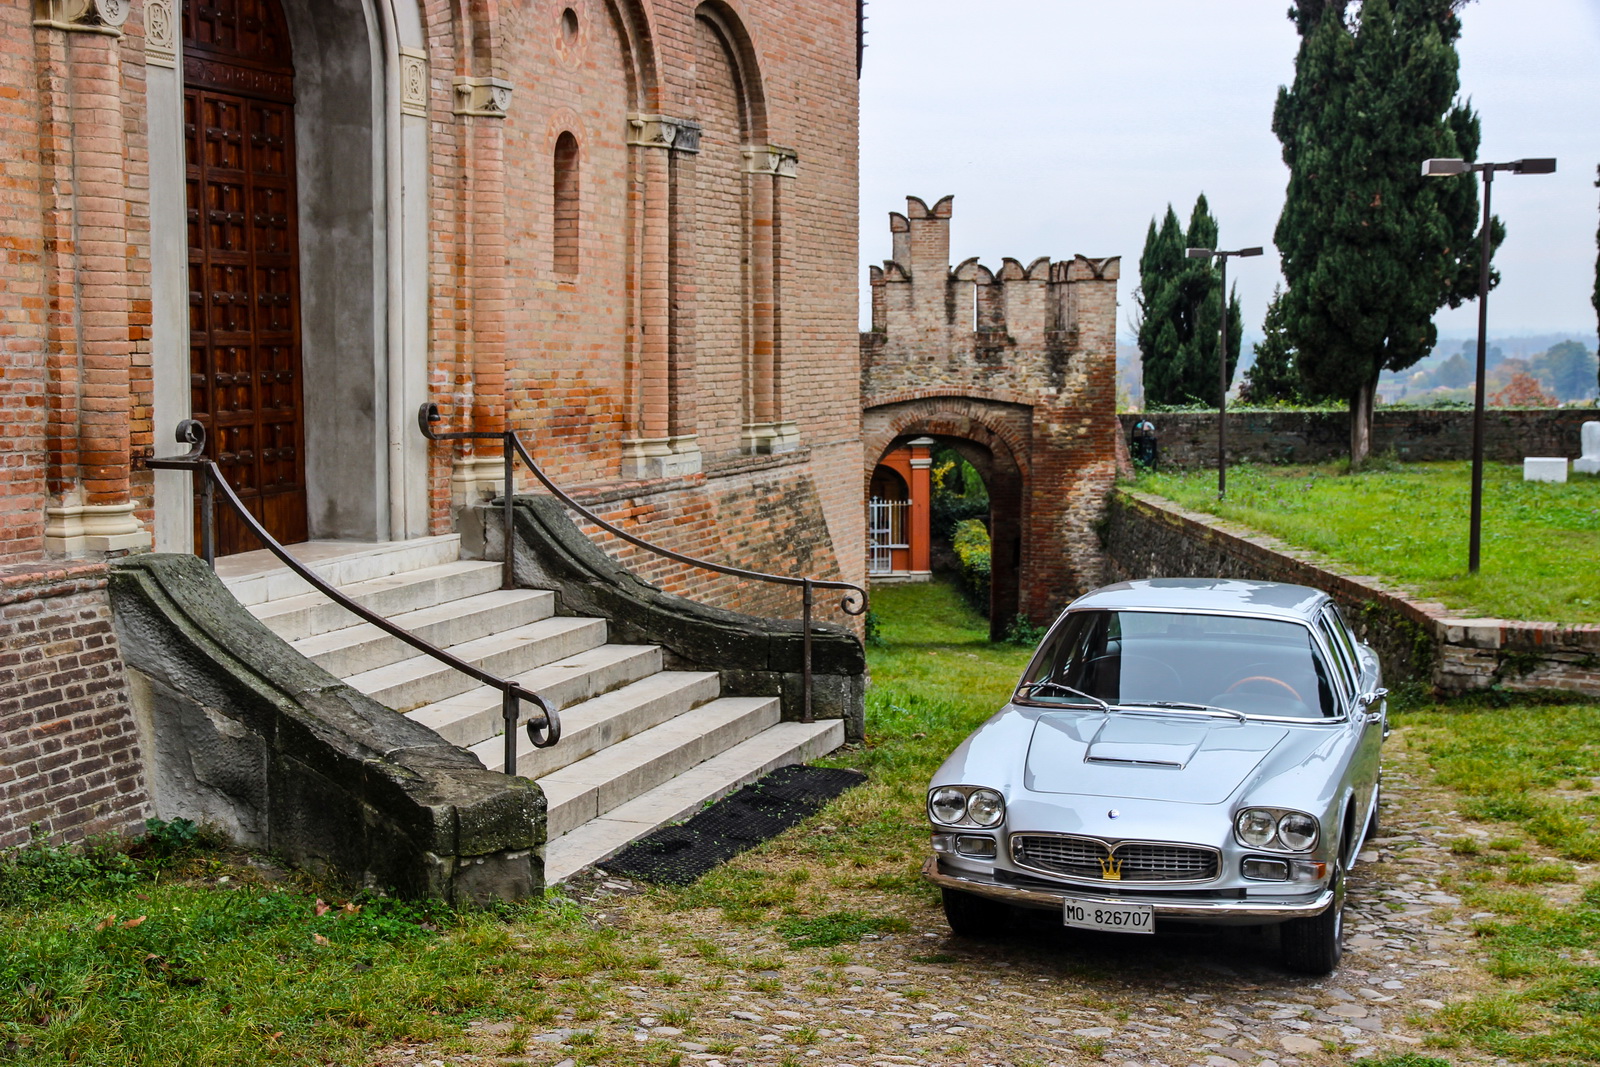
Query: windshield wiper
1128,700,1247,722
1016,680,1113,713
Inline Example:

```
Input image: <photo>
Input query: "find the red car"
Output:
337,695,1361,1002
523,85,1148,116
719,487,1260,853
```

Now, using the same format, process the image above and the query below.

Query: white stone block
1523,457,1568,483
1575,421,1600,475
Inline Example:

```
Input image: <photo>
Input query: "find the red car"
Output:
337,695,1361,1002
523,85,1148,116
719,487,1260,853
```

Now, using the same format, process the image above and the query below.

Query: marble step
345,616,609,713
539,696,782,840
220,535,464,607
413,643,669,750
542,718,845,884
252,559,505,643
291,588,555,679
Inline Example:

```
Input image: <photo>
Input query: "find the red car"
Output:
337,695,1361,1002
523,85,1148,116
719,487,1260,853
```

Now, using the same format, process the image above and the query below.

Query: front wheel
940,888,1011,939
1280,870,1344,975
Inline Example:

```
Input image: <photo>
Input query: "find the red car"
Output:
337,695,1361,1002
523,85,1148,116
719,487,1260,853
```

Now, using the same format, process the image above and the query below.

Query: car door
1317,607,1383,840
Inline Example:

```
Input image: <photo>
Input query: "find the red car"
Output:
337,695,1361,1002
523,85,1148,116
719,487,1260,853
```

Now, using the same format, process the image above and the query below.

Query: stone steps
231,537,840,885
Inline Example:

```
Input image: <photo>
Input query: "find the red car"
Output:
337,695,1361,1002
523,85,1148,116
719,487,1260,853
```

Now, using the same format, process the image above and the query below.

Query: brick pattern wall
0,562,150,849
1104,489,1600,699
1123,408,1600,469
861,197,1121,623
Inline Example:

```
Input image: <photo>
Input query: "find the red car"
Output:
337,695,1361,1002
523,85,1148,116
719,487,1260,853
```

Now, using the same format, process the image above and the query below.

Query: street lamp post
1185,245,1263,500
1421,156,1556,573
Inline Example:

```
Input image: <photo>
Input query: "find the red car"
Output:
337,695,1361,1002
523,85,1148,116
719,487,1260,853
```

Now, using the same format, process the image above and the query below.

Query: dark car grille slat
1012,834,1220,883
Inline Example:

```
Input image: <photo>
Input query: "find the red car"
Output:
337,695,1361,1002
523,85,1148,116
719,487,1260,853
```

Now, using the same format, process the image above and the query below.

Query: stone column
740,144,799,454
906,436,934,577
451,77,514,505
622,115,702,479
34,0,150,556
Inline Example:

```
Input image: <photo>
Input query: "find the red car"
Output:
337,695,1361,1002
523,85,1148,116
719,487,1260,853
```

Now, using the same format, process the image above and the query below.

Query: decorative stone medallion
400,48,428,118
145,0,177,66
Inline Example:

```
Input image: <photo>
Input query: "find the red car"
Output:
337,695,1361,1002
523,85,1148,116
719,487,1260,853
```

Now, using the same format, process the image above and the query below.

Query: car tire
1279,869,1344,975
940,888,1010,939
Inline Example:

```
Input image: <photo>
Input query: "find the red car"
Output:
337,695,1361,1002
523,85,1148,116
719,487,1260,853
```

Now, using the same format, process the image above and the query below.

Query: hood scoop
1083,717,1206,769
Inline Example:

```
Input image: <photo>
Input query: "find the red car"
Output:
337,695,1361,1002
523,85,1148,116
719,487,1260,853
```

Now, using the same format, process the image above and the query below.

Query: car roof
1066,578,1329,623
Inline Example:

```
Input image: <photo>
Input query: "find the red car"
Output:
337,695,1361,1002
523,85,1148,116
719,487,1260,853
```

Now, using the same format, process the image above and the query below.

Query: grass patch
1133,460,1600,623
776,910,910,948
1405,701,1600,1062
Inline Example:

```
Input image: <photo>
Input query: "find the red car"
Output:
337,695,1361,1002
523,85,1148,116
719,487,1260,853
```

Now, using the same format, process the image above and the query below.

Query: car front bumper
924,857,1336,926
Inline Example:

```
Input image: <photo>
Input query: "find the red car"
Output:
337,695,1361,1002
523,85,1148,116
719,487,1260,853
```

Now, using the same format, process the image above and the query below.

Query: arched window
553,131,580,277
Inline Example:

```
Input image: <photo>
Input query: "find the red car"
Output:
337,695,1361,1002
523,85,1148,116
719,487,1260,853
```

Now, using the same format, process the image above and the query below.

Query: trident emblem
1099,854,1123,881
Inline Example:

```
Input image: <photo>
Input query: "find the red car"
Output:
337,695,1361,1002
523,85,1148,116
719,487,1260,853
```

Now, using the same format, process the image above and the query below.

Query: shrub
951,518,991,615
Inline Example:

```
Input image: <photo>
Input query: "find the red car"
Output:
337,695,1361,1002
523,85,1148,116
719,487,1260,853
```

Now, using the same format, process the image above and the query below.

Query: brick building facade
1,0,863,846
861,196,1120,636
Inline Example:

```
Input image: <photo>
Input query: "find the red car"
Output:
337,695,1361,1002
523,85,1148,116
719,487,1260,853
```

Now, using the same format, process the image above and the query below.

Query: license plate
1063,899,1154,934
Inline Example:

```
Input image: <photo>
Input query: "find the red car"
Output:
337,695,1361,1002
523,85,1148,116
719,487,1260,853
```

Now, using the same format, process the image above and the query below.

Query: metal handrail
147,420,560,774
418,402,867,722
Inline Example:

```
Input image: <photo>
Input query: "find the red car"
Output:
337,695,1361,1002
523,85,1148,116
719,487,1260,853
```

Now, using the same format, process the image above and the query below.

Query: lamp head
1185,248,1214,259
1512,157,1556,175
1237,247,1264,258
1421,158,1470,177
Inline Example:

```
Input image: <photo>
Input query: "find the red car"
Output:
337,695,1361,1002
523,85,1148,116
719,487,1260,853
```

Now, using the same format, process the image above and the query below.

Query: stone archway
864,397,1032,641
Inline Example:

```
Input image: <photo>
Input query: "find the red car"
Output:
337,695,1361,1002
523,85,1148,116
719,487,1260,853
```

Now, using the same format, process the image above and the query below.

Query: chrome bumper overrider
924,857,1335,921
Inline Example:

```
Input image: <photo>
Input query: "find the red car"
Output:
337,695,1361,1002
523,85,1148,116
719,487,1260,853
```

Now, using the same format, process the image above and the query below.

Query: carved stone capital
145,0,177,66
400,48,428,118
620,435,702,479
626,114,702,154
44,502,151,556
742,144,799,178
33,0,128,35
452,76,513,118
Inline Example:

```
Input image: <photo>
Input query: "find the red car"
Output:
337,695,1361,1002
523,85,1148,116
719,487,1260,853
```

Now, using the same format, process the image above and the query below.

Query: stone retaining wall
1121,408,1599,468
1103,490,1600,697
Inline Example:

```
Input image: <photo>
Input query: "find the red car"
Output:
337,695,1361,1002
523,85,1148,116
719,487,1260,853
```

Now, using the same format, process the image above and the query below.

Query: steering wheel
1224,675,1303,702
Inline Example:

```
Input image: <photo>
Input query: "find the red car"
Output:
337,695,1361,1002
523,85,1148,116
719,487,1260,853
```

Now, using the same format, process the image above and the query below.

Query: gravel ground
377,730,1570,1067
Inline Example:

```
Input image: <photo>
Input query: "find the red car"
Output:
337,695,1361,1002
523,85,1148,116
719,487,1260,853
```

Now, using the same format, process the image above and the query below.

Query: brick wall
1123,408,1600,468
861,196,1121,628
0,562,150,849
1104,489,1600,698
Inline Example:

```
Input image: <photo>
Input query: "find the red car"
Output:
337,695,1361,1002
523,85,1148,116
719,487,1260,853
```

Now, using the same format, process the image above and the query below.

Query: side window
1327,604,1364,677
1315,613,1356,699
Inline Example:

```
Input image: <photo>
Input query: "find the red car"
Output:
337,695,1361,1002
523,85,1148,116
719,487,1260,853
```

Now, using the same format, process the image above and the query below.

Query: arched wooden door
183,0,308,555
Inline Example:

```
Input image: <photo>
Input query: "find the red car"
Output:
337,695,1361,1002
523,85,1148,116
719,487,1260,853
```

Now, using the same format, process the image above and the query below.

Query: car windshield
1017,610,1339,719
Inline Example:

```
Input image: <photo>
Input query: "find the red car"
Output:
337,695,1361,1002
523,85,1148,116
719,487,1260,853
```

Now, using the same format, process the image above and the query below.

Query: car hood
1024,711,1292,804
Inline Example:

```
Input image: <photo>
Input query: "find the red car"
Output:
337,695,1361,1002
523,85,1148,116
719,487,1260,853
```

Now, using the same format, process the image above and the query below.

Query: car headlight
929,787,968,825
1235,808,1278,848
1277,812,1319,851
967,788,1005,828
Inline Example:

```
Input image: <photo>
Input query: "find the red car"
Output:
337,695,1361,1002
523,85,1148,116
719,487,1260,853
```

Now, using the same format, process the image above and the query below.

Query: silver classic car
923,578,1387,974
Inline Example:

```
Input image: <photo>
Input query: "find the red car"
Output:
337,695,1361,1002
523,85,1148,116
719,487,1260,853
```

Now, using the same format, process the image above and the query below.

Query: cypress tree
1137,195,1244,408
1240,286,1303,403
1273,0,1497,467
1593,165,1599,391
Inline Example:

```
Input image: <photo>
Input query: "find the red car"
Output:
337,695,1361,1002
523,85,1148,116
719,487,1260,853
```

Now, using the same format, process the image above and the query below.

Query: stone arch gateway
861,196,1123,634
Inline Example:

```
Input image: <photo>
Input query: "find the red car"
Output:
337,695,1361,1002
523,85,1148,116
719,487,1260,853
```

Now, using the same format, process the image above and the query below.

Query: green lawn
1134,460,1600,624
1402,701,1600,1064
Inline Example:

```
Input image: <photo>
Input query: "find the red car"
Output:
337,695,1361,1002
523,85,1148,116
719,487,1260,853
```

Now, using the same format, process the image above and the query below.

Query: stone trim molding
44,502,152,556
34,0,128,35
742,144,798,178
452,76,513,117
449,453,506,508
144,0,177,65
740,421,799,456
399,48,428,117
626,114,702,153
621,435,703,480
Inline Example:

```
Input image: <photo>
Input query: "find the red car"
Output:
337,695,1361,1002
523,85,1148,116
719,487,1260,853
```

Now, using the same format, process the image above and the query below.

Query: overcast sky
857,0,1600,347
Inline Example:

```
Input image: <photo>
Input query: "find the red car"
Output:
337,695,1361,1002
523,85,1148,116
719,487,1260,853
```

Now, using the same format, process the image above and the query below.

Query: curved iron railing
418,402,867,722
147,420,560,774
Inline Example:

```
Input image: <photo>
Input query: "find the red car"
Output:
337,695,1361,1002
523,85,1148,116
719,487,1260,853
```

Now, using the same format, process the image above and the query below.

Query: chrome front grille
1011,833,1220,884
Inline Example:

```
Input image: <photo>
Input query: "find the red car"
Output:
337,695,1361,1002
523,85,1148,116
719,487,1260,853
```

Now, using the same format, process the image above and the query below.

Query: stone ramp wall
110,554,545,902
1104,490,1600,698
